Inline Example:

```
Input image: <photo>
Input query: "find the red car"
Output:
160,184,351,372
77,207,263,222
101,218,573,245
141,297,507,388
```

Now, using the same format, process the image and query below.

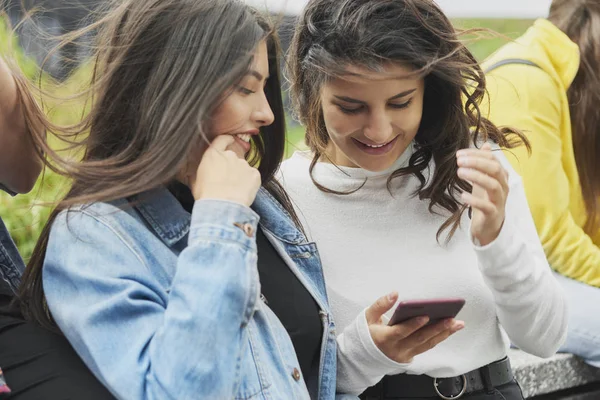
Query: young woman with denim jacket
14,1,346,399
0,56,114,398
280,0,568,399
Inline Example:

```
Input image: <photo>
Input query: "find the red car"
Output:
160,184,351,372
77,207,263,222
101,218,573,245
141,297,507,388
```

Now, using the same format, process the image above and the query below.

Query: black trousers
0,296,115,400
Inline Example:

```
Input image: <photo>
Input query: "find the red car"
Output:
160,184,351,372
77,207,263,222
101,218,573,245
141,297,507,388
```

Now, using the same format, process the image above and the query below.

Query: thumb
365,292,398,325
209,134,236,152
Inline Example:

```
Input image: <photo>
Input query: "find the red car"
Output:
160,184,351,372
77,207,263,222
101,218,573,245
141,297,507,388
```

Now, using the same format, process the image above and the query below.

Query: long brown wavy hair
549,0,600,234
16,0,297,330
287,0,528,242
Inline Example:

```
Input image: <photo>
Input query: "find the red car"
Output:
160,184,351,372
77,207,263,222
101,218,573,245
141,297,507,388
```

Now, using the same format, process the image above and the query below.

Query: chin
354,156,397,173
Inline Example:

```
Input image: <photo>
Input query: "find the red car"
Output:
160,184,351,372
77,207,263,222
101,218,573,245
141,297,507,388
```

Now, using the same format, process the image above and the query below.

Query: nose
363,109,394,144
253,92,275,127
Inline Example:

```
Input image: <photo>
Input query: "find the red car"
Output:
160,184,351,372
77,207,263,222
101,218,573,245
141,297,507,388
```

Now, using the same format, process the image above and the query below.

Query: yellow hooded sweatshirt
482,19,600,287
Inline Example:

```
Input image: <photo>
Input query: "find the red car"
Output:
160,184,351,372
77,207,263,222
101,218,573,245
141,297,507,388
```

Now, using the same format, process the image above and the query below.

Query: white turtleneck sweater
278,144,567,395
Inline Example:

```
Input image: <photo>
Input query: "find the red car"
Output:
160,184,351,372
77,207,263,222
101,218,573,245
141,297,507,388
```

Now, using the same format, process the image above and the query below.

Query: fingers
460,192,496,215
376,315,430,341
209,134,236,151
408,320,465,357
457,167,505,200
456,145,508,203
365,292,398,325
457,156,507,184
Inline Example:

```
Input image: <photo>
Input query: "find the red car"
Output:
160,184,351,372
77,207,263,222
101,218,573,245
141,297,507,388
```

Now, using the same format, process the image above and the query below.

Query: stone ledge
508,349,600,398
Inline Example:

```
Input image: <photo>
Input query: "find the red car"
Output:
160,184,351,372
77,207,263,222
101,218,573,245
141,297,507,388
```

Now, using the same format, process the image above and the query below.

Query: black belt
361,357,514,400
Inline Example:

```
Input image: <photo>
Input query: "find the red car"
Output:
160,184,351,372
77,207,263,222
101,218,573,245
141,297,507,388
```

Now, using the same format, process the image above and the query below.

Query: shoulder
485,62,562,109
278,151,314,187
51,199,144,247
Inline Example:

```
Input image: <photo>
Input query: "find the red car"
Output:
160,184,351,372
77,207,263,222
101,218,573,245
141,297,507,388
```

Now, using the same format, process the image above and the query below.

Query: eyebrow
334,88,417,104
248,70,269,81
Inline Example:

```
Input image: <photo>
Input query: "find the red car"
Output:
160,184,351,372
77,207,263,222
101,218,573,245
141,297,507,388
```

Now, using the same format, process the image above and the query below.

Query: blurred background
0,0,552,258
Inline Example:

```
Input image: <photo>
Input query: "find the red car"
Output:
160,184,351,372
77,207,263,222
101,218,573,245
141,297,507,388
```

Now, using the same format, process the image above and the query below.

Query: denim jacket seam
78,210,148,268
189,230,257,252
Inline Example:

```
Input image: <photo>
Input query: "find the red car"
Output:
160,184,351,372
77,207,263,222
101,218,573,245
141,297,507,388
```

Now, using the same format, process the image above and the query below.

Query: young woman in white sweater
280,0,568,399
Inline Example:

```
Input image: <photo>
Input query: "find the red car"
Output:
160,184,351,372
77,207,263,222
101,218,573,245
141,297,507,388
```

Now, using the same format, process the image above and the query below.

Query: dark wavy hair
17,0,296,330
287,0,528,242
549,0,600,234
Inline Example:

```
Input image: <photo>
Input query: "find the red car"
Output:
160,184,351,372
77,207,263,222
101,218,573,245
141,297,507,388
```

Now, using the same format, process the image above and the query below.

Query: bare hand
365,292,464,364
190,135,261,206
457,143,508,246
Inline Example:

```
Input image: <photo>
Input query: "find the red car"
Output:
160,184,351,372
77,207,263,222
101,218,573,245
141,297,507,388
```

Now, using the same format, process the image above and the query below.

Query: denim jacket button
292,368,301,381
234,222,255,237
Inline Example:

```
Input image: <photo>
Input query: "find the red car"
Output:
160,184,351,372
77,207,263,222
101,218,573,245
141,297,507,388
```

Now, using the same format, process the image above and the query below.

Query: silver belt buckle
434,375,467,400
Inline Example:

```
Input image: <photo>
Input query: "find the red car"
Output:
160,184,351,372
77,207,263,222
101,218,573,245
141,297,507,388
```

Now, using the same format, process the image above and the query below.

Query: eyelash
337,99,413,114
238,86,256,95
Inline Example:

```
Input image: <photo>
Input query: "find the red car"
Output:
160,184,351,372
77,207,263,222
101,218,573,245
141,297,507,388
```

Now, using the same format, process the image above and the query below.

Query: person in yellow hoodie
483,0,600,368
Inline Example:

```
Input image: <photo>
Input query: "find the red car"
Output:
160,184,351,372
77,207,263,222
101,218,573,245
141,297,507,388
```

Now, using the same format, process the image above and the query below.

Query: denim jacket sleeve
43,199,261,400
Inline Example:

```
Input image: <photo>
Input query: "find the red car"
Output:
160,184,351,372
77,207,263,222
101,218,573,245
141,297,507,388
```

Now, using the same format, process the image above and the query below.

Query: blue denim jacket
43,187,349,400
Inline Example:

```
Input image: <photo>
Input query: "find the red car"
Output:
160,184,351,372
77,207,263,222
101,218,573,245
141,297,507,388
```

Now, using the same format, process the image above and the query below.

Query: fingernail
454,321,465,331
387,292,397,302
418,316,429,324
456,149,466,157
444,319,454,328
457,157,469,166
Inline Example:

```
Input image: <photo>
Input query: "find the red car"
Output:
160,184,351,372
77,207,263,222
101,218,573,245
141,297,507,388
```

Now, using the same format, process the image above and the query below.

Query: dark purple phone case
388,298,466,326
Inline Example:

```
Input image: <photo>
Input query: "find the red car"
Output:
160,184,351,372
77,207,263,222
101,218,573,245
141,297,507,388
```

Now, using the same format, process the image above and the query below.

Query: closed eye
238,86,256,95
336,104,364,115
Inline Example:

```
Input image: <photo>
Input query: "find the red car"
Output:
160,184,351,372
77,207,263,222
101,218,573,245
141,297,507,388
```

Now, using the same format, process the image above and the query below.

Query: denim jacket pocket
235,323,272,399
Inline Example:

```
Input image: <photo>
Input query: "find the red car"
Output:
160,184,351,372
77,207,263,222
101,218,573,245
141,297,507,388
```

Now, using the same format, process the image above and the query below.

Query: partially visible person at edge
279,0,569,399
14,0,353,399
0,55,115,398
483,0,600,369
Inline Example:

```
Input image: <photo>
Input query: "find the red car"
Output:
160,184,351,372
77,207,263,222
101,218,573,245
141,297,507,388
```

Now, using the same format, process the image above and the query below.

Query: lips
231,132,256,154
235,133,252,143
352,135,400,156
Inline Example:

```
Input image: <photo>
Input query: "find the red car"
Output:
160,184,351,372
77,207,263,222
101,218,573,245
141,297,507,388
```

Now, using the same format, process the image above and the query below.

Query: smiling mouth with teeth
364,142,386,148
351,135,400,155
235,133,252,143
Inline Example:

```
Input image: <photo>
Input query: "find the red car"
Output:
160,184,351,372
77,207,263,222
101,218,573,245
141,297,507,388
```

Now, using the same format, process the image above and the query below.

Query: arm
486,66,600,286
335,296,461,395
44,200,260,400
336,309,411,395
473,154,568,357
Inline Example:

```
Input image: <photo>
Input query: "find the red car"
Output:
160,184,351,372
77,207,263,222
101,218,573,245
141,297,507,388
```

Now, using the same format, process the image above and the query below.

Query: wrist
473,219,504,246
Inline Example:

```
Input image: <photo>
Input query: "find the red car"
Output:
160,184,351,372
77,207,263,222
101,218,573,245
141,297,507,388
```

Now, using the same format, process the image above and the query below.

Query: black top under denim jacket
169,182,323,380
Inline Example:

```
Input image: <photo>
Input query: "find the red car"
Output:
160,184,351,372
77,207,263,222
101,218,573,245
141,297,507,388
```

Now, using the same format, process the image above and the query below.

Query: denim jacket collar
252,188,307,245
129,188,191,248
130,186,308,249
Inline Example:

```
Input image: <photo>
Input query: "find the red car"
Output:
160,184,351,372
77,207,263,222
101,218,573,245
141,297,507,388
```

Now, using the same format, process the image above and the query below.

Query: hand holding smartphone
363,293,465,364
388,298,465,326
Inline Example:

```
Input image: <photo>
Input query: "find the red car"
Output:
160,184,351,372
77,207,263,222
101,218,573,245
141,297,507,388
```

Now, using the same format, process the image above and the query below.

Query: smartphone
388,298,465,326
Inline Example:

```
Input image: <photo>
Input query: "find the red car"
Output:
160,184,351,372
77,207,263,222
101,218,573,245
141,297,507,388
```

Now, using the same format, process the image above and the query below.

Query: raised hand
457,143,508,246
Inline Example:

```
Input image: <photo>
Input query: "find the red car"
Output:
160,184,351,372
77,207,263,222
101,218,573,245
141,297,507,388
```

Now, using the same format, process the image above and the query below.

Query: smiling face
320,63,425,172
179,40,275,183
209,40,274,159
